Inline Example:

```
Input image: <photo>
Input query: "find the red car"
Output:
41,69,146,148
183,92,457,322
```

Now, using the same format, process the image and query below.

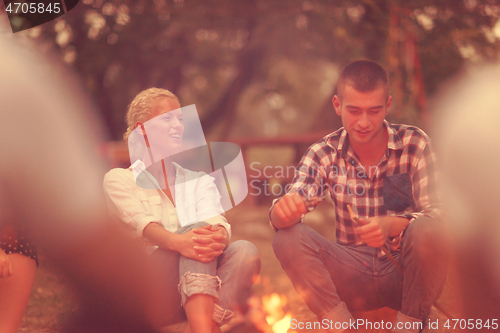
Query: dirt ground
18,200,462,333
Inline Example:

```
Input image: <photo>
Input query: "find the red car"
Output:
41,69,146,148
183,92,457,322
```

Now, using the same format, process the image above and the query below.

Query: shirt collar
130,159,147,181
172,162,184,178
337,128,349,158
385,120,404,150
130,159,161,189
330,120,403,158
130,160,183,189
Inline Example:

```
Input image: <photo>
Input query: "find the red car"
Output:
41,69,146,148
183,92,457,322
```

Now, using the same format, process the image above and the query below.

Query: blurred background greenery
7,0,500,142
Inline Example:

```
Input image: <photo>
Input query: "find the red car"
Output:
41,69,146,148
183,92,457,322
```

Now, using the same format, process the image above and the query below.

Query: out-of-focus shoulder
103,168,132,182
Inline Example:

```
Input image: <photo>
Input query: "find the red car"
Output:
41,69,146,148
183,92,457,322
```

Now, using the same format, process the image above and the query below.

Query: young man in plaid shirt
270,60,448,333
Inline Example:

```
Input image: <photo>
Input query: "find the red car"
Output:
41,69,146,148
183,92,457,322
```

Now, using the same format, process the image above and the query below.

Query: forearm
269,147,326,229
142,222,178,251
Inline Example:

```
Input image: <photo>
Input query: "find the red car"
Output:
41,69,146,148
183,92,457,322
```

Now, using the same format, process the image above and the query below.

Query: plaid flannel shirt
270,121,441,249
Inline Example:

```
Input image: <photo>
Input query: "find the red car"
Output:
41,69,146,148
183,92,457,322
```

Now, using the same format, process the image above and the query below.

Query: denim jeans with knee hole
272,218,448,333
150,222,260,326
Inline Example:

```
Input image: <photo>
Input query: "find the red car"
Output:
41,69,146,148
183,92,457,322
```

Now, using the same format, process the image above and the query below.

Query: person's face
136,98,184,155
333,85,391,146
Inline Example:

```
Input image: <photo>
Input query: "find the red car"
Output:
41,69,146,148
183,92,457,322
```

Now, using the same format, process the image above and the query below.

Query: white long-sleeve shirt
103,161,231,242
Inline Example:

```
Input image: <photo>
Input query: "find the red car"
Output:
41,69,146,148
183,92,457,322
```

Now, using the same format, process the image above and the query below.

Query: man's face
333,85,391,146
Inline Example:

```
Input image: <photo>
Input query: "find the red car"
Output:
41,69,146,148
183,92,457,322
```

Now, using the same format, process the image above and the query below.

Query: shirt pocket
383,173,414,212
136,191,162,220
148,195,162,220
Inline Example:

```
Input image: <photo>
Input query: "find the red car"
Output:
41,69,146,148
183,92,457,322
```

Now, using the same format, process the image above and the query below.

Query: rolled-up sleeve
389,140,442,251
269,144,329,229
407,140,442,221
103,170,160,237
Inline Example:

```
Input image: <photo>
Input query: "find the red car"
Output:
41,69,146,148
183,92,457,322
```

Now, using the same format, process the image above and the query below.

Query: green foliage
32,0,500,138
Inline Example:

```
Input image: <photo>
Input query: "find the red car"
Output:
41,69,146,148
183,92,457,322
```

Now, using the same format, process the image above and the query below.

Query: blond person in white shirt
104,88,260,333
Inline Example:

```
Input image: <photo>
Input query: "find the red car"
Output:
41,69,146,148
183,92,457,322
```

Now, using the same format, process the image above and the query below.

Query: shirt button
350,160,356,165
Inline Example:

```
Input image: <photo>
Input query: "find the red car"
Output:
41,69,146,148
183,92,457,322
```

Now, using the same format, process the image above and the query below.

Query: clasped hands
174,225,228,263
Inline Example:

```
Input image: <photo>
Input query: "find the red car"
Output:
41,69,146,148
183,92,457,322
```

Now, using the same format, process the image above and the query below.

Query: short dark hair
336,60,390,99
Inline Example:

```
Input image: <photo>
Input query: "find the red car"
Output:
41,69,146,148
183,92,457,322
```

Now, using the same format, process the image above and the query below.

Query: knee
272,223,309,261
405,218,448,259
229,240,259,259
227,240,260,274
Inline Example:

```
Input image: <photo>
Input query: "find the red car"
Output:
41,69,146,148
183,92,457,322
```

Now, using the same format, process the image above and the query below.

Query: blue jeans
151,222,261,326
273,218,448,333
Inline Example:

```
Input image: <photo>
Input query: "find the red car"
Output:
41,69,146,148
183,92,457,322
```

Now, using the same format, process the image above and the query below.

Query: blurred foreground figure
0,222,37,332
436,65,500,323
0,36,168,332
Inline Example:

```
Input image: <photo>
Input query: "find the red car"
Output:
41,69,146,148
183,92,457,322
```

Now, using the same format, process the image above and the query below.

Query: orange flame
261,293,295,333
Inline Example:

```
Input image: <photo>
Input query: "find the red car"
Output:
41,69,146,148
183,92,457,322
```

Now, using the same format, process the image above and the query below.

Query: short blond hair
123,87,179,141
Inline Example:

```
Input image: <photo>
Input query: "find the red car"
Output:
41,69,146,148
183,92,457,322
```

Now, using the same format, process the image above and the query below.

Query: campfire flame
247,276,296,333
262,293,294,333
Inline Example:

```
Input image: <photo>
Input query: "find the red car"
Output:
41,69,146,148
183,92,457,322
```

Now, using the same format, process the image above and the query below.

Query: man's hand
0,250,14,278
356,216,390,248
271,192,308,229
356,216,409,248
